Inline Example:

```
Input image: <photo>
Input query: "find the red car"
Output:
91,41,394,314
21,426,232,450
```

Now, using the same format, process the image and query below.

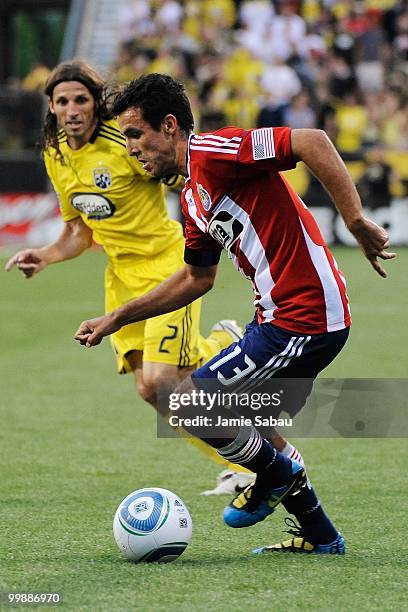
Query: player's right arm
290,128,396,277
236,125,396,277
4,216,93,278
74,263,218,347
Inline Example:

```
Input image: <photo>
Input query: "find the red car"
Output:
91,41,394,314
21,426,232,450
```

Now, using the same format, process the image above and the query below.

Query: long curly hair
42,60,112,161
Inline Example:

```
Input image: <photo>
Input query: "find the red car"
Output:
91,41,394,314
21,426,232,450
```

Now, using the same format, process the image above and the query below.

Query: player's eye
126,130,142,139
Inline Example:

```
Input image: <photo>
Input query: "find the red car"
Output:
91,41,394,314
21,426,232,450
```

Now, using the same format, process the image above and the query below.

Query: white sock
281,442,305,468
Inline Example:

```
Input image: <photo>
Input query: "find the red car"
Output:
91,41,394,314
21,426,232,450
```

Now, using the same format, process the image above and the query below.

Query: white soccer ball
113,487,192,563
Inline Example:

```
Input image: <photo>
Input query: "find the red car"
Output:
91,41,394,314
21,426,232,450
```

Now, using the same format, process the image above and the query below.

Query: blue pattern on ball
120,489,164,533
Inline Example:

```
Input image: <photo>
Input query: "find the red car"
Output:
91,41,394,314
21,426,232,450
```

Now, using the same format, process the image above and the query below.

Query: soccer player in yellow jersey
5,60,257,494
6,61,306,495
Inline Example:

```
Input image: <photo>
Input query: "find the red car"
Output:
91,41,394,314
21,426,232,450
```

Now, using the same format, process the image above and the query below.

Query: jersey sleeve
237,126,297,171
44,151,79,222
182,199,222,267
191,126,296,179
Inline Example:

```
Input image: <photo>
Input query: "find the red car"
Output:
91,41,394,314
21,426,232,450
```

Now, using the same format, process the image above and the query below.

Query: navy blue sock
283,485,338,544
254,444,295,487
245,440,294,485
216,427,294,485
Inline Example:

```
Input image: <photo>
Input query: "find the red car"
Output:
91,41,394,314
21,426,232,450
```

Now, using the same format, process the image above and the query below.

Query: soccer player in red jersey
75,74,395,554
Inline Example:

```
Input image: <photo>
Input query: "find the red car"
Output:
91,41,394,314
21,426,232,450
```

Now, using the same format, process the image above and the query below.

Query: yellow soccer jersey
44,119,183,259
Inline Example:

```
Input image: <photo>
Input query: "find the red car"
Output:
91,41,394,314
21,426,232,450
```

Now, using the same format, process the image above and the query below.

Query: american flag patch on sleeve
251,128,275,160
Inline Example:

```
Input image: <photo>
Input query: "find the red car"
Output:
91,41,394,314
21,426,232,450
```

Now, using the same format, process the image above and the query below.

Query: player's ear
162,114,177,135
48,97,55,114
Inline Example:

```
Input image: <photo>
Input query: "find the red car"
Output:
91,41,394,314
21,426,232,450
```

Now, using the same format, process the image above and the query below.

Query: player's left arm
290,128,396,277
74,263,217,347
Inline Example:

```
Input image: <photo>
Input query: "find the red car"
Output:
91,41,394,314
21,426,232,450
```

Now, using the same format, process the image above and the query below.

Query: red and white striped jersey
182,126,351,334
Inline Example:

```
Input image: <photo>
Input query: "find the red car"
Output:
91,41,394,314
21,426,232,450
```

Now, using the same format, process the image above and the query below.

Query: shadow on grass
94,549,408,570
11,546,406,569
83,551,253,567
50,549,368,569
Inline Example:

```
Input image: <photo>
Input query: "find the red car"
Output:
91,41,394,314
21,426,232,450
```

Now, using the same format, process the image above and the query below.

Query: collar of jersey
185,133,195,182
89,122,100,143
64,122,100,154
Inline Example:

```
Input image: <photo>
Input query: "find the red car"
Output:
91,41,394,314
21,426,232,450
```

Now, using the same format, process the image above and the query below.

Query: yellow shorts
105,242,202,373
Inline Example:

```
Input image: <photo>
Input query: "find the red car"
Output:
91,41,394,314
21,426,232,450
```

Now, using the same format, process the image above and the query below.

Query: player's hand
348,217,396,278
4,249,46,278
74,314,121,347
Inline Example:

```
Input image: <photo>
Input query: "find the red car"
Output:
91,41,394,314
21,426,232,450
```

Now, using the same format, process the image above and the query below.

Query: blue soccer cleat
252,518,345,555
223,460,307,528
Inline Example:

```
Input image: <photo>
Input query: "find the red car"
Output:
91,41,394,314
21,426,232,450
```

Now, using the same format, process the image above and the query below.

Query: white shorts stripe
258,335,311,386
233,336,299,394
234,335,311,394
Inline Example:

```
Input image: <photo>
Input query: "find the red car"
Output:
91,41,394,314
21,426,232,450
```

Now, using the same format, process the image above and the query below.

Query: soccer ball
113,487,192,563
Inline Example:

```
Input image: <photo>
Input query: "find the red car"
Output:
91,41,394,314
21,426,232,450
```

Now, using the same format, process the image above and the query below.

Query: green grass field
0,247,407,611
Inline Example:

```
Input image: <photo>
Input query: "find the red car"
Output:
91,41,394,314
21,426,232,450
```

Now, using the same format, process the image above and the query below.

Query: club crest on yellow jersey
93,167,112,189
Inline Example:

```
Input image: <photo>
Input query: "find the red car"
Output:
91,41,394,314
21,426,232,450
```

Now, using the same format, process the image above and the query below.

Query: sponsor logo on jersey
208,211,244,251
197,183,212,210
71,193,116,220
93,167,112,189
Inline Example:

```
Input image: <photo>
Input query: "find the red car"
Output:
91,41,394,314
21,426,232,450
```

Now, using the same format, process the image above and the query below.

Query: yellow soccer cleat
253,518,345,555
224,463,306,528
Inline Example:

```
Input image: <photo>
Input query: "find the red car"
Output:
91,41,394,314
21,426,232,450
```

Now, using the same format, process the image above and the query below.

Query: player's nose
66,102,80,116
126,140,140,157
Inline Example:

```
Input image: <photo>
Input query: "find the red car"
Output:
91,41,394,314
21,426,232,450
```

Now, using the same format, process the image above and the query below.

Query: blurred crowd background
0,0,407,245
106,0,408,208
112,1,408,153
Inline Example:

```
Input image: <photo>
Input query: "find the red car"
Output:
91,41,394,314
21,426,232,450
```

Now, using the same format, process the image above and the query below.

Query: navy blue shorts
192,317,349,418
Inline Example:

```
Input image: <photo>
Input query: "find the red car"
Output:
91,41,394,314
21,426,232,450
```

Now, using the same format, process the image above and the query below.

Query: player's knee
174,376,196,396
171,376,199,420
137,369,196,414
136,380,157,406
137,372,177,412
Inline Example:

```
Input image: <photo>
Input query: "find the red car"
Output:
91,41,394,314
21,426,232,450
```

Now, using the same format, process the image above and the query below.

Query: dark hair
111,73,194,136
42,60,111,160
